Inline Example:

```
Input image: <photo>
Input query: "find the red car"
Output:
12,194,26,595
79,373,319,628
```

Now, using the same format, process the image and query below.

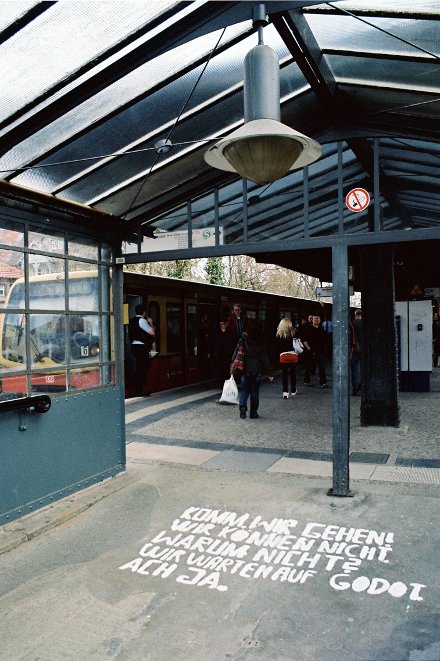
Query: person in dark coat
225,303,251,345
213,320,235,387
128,304,155,396
303,314,328,388
238,324,274,419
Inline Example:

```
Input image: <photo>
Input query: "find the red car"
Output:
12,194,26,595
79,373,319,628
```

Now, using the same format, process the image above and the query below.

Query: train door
157,296,185,390
185,297,198,383
197,302,217,380
124,294,142,396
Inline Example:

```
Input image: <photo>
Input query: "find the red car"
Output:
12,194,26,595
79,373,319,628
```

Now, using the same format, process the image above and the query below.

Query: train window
166,303,183,353
246,309,257,320
148,301,160,356
221,304,230,322
186,304,197,355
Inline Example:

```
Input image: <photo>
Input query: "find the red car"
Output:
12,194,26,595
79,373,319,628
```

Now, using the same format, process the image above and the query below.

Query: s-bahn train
123,272,332,397
0,269,331,399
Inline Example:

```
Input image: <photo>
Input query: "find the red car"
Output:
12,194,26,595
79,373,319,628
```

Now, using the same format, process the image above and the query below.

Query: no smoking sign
346,188,370,213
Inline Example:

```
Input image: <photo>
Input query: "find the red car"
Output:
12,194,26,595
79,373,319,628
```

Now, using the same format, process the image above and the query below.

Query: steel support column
360,245,399,426
329,243,351,496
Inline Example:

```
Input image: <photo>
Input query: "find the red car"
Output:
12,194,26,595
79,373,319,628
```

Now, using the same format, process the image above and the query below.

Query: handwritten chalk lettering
180,508,250,527
176,568,228,591
228,530,298,549
150,531,250,557
138,544,187,563
119,557,178,578
118,507,426,602
251,548,322,569
317,541,393,563
301,523,394,547
171,519,216,535
330,575,426,601
248,516,299,534
324,556,362,573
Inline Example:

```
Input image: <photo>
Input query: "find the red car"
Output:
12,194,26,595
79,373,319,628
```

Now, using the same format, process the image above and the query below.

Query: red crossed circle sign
346,188,370,213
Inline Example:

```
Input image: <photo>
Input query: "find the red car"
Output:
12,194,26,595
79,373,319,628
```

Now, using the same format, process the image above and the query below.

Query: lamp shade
204,118,322,184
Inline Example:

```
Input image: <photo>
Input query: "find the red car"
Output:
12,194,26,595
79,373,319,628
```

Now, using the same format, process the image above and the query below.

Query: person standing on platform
303,314,328,388
238,324,274,419
275,317,298,398
128,304,155,397
226,303,250,345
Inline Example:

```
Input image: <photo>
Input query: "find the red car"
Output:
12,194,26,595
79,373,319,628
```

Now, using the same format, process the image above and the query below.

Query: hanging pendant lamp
205,16,321,184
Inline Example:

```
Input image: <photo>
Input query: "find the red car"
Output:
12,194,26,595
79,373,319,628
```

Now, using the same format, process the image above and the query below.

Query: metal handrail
0,395,51,414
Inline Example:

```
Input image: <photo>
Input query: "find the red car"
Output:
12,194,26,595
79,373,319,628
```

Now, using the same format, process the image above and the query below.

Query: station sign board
316,285,354,298
124,228,223,253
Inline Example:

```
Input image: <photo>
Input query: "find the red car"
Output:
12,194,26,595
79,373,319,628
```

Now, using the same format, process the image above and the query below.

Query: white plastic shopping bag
218,375,239,405
292,337,304,354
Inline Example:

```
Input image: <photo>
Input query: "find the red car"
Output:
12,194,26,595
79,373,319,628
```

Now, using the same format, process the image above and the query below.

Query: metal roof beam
0,2,250,156
0,1,190,135
0,2,56,47
302,7,440,21
272,10,402,219
322,48,439,65
120,227,440,265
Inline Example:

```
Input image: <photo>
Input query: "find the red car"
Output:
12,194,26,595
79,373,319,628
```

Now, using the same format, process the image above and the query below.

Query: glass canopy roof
0,0,439,254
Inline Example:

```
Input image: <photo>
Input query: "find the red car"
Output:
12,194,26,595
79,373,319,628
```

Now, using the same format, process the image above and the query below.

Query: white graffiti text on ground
119,507,426,600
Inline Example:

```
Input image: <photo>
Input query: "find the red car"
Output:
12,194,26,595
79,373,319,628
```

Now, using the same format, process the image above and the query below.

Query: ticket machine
395,300,432,391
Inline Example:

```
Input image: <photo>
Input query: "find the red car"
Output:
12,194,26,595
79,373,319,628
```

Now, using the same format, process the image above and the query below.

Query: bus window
30,314,67,364
68,273,99,312
69,315,100,362
0,312,26,368
166,303,183,353
147,301,160,357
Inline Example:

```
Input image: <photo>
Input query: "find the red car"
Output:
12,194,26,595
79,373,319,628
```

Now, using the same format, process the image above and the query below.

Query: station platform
0,368,439,660
125,366,440,487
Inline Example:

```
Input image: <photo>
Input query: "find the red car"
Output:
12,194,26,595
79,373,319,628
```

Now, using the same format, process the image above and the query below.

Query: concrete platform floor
1,368,439,660
0,463,439,661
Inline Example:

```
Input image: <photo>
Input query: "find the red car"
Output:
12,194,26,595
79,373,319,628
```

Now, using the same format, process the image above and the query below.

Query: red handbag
279,351,298,364
230,340,245,375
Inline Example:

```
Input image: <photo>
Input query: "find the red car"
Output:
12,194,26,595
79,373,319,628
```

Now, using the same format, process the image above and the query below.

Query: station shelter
0,1,439,522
